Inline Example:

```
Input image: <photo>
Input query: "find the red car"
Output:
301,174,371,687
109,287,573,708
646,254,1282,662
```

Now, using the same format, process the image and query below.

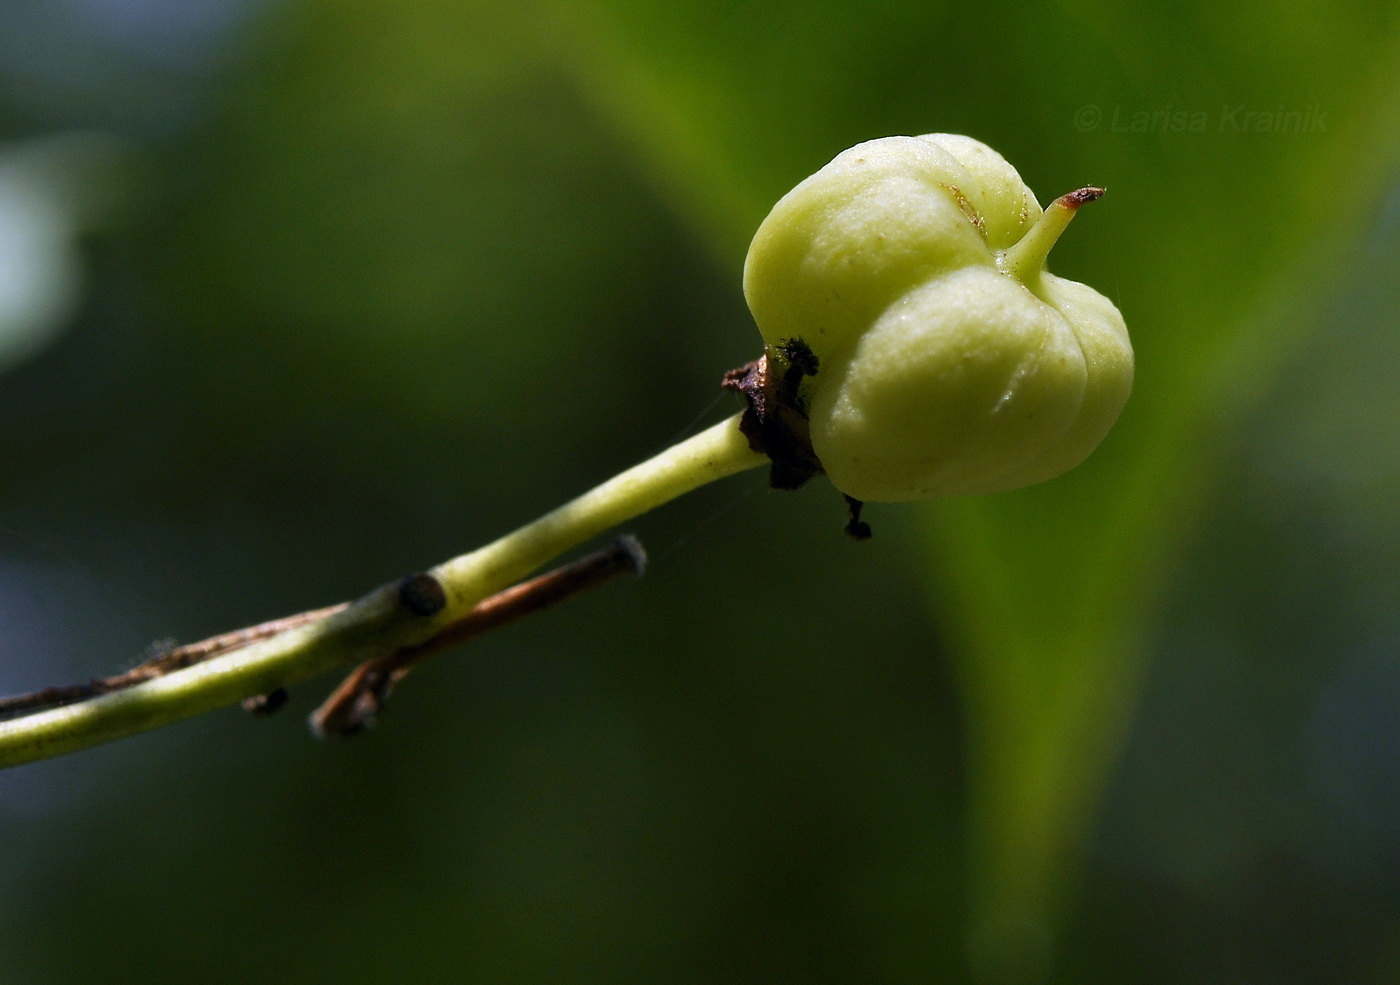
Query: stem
997,186,1104,281
0,414,766,769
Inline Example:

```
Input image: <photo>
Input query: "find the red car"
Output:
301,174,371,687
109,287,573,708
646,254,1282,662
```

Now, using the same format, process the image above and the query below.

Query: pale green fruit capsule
742,134,1133,502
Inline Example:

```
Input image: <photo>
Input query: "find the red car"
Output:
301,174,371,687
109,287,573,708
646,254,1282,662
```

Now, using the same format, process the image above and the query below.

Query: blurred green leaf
554,0,1400,976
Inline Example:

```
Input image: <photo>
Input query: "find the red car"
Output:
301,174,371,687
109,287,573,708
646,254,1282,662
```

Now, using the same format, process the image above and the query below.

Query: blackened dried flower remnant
723,339,872,540
723,338,823,491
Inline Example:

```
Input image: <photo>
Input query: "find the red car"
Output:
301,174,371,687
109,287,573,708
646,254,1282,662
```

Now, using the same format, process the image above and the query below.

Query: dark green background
2,0,1399,981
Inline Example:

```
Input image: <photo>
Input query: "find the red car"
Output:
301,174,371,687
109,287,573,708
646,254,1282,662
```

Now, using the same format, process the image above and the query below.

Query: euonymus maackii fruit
743,133,1133,503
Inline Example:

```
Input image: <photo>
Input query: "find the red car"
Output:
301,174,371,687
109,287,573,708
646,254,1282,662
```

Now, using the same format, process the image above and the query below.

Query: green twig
0,414,765,769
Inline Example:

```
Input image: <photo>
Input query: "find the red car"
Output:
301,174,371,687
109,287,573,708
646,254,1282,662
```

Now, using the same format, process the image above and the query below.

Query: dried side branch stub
309,536,648,738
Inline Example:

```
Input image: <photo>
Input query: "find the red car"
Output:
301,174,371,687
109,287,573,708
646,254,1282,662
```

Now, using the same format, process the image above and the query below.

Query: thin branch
310,535,646,737
0,414,765,770
0,537,644,728
0,605,346,719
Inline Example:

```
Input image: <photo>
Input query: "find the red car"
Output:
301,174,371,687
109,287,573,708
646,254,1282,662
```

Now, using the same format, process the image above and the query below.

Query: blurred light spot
0,133,128,373
0,158,80,371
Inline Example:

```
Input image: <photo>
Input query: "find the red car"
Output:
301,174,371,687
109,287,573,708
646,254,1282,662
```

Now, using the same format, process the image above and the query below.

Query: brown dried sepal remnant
1061,186,1106,208
722,338,825,491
